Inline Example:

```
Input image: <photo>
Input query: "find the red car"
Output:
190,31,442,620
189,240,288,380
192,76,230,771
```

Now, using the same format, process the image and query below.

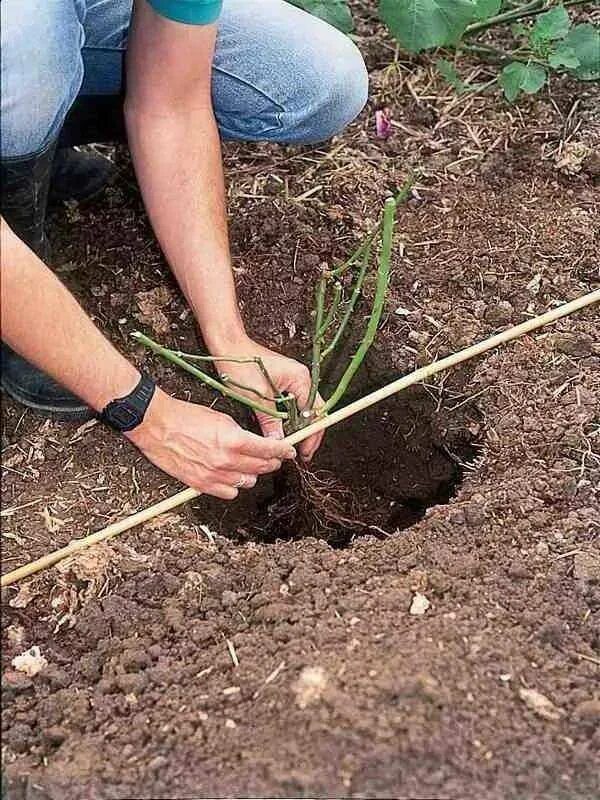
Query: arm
125,1,323,458
0,219,294,498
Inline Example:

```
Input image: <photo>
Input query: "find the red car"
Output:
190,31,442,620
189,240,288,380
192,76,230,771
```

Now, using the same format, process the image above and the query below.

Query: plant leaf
499,61,547,102
548,43,580,69
530,5,570,45
379,0,476,53
566,23,600,81
472,0,501,20
288,0,354,33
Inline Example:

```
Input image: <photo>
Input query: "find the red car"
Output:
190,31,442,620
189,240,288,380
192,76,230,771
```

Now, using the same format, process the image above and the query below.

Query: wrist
203,326,250,355
125,385,170,445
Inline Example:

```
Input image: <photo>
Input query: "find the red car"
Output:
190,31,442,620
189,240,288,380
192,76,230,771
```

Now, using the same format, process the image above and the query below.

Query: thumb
255,411,285,440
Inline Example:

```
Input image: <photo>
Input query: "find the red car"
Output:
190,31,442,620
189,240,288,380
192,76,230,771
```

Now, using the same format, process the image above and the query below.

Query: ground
1,3,599,799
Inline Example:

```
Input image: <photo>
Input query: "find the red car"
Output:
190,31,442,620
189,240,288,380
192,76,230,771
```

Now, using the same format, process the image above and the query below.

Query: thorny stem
322,197,397,414
307,275,327,410
132,332,288,420
465,0,590,36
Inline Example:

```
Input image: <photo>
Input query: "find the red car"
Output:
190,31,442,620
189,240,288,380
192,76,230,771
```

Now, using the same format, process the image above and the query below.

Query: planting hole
198,383,481,547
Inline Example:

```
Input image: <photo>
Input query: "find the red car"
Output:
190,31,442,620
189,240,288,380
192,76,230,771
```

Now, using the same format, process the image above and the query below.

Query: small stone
294,666,328,709
519,687,564,721
409,593,431,616
225,718,237,729
11,646,47,677
536,542,550,557
148,755,168,772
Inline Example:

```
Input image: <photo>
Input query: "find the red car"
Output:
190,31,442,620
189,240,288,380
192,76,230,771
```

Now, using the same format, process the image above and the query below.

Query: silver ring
233,475,248,489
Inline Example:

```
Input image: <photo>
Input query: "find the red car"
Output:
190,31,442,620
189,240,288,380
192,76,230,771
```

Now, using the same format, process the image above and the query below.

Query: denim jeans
0,0,369,159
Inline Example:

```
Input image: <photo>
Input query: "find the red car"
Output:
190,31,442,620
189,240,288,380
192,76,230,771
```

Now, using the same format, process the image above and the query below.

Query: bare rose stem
321,196,396,414
1,288,598,587
132,332,287,420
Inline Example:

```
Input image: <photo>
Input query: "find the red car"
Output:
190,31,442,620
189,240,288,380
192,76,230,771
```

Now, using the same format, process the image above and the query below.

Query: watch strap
99,374,156,432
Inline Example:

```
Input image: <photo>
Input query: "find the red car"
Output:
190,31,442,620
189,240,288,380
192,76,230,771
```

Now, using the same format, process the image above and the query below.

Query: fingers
238,429,296,461
235,454,282,475
255,411,284,442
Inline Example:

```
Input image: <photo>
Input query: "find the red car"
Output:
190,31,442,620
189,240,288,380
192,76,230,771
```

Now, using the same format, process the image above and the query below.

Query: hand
212,337,325,461
126,388,296,499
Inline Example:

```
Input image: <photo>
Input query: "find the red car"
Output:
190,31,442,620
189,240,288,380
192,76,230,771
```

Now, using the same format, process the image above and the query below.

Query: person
0,0,368,500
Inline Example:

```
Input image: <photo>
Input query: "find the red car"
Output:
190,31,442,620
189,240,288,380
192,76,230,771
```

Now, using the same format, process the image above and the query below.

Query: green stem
220,375,280,403
132,332,287,420
465,0,590,36
307,276,327,410
322,197,397,414
318,281,342,339
170,351,279,398
320,240,371,362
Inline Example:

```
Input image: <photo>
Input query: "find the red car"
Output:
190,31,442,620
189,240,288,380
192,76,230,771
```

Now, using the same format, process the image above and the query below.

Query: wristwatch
99,374,156,433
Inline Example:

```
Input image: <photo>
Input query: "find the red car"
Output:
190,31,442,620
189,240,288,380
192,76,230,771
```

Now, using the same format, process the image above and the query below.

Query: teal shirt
148,0,222,25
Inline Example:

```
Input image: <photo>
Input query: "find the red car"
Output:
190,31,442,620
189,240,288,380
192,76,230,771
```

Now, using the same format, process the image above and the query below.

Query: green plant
289,1,599,102
134,181,414,434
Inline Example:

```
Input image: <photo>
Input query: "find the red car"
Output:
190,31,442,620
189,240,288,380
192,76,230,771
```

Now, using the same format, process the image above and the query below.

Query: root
258,460,373,545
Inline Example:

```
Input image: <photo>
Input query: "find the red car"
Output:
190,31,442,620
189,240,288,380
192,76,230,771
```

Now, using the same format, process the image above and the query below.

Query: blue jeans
0,0,369,159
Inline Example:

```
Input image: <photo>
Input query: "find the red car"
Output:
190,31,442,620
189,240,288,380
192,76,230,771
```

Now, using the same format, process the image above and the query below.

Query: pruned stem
318,281,342,339
320,240,371,363
132,332,287,420
220,375,279,403
307,275,327,410
170,351,280,398
322,196,397,414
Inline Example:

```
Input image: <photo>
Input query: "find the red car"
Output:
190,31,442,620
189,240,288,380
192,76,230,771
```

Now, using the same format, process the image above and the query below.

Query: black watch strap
99,374,156,433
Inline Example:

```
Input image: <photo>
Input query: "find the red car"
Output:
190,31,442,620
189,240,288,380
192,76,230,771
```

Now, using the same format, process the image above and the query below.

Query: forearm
125,2,245,353
125,104,245,351
0,220,140,412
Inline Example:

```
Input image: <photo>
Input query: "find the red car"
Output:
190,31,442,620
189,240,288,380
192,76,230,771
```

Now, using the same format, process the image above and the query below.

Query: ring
233,475,248,489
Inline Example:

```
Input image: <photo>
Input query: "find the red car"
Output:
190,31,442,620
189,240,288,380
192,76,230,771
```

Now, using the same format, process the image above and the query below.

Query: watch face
109,402,140,429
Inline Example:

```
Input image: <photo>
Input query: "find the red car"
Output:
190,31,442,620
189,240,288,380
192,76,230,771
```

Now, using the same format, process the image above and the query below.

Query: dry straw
2,289,598,587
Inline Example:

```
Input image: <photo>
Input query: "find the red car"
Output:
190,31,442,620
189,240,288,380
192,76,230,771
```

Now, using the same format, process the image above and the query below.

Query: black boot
49,147,115,205
1,141,93,421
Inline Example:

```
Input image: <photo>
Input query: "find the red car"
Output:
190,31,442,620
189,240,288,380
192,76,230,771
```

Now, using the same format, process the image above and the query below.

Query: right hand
126,388,296,499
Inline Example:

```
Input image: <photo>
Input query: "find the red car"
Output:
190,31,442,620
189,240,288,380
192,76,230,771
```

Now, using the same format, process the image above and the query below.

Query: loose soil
2,2,599,798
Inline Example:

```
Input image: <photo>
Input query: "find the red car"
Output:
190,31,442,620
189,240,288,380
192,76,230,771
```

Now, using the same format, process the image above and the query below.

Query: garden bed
1,3,599,797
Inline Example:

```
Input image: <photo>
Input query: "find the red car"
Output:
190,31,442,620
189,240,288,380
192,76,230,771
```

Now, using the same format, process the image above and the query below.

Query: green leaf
379,0,477,53
499,62,547,102
288,0,354,33
566,23,600,81
472,0,501,21
548,43,580,70
530,5,570,45
436,58,468,92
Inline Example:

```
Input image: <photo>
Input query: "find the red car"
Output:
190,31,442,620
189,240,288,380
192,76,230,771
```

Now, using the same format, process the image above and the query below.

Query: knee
0,3,84,157
284,34,369,144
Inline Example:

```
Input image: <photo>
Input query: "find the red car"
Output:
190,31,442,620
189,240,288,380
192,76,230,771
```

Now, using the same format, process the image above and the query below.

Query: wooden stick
2,289,597,587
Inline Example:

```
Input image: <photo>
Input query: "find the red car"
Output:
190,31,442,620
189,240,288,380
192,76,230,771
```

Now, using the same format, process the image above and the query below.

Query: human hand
126,388,296,499
212,337,325,461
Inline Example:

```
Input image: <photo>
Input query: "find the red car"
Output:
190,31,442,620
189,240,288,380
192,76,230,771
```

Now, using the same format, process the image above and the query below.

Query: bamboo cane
2,289,598,587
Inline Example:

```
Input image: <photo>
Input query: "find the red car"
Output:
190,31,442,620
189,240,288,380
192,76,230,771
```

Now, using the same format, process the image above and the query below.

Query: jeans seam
212,64,285,135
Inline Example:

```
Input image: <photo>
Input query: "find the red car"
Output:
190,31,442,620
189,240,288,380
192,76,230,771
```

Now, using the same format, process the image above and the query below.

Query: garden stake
2,288,598,587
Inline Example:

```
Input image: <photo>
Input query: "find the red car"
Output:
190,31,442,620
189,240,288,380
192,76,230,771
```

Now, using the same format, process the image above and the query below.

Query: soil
2,2,600,798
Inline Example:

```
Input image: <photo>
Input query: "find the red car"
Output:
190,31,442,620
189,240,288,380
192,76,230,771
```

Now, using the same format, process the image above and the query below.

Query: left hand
213,337,324,461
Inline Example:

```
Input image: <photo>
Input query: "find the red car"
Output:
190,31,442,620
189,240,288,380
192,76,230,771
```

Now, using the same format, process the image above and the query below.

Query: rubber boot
1,140,92,421
49,146,115,205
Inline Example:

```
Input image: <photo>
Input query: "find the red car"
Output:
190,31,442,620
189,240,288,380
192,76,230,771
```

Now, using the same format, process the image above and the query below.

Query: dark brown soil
2,2,599,798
